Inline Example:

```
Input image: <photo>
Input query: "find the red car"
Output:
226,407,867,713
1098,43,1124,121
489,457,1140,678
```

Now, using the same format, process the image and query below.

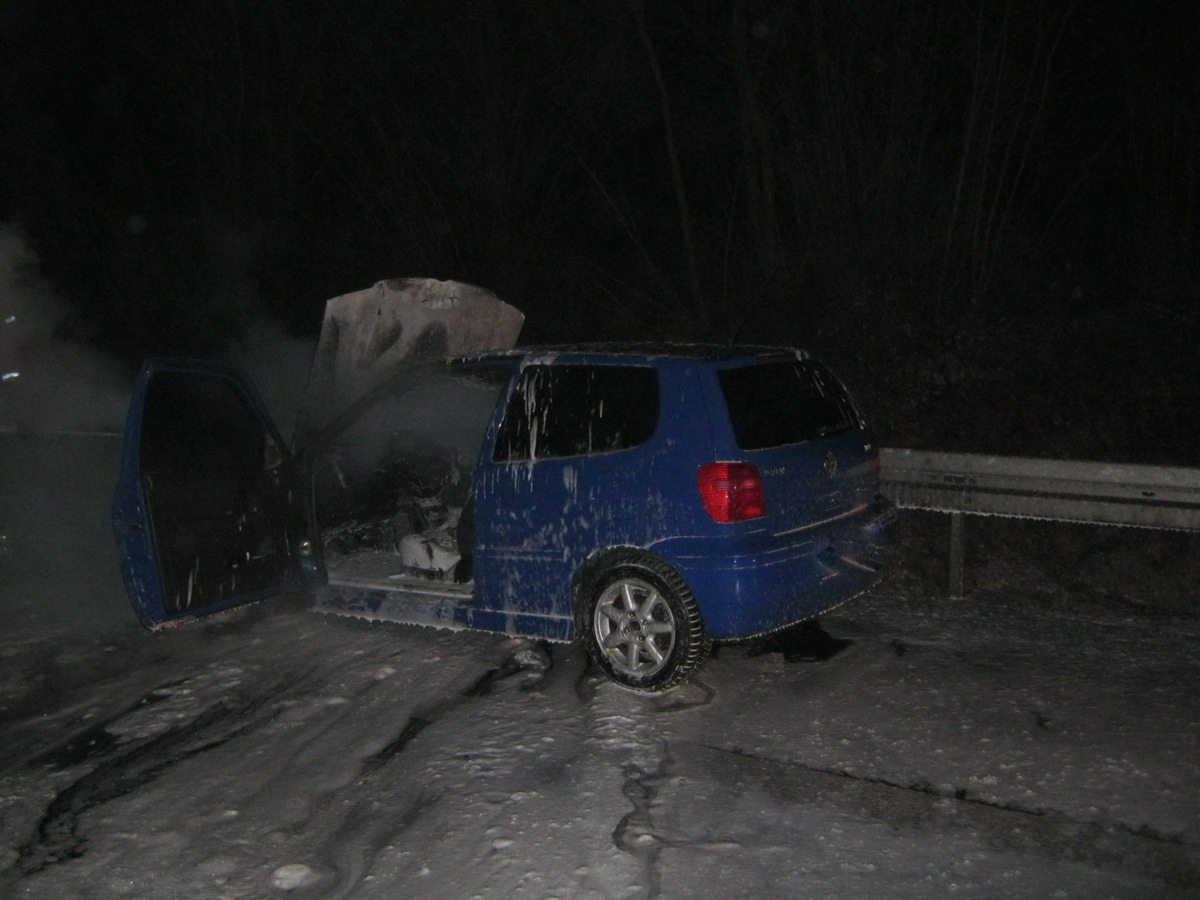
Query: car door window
494,364,659,461
139,371,287,613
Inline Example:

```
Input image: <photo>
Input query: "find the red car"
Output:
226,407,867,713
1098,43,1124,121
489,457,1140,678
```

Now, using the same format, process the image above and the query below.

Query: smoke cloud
0,224,129,435
1,225,134,635
1,221,322,638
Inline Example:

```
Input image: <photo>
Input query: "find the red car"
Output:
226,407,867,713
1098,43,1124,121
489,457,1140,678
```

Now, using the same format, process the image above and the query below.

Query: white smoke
226,315,316,443
0,224,135,634
0,223,128,434
0,220,318,637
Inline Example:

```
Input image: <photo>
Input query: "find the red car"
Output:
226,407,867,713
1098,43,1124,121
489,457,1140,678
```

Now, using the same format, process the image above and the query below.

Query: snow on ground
1,586,1197,899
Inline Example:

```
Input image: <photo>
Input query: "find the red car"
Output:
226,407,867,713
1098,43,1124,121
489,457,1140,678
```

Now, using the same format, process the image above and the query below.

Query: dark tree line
2,0,1197,461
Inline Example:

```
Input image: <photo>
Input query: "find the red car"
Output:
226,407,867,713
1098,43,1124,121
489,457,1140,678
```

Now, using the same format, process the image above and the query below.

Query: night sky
1,0,1197,461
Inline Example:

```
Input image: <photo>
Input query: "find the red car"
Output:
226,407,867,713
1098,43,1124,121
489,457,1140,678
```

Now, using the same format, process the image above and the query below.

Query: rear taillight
697,462,766,522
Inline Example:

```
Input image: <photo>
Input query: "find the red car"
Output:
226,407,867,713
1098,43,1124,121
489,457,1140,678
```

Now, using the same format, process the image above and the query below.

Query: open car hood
296,278,523,439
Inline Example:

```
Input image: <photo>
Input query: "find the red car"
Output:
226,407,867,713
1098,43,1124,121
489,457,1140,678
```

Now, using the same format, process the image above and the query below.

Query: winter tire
584,553,710,692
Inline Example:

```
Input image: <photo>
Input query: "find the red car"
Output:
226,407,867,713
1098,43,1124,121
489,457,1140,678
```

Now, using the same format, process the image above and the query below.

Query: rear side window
495,364,659,461
719,360,860,451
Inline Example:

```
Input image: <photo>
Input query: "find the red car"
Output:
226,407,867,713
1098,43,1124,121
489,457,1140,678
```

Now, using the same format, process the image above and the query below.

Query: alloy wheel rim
594,577,677,677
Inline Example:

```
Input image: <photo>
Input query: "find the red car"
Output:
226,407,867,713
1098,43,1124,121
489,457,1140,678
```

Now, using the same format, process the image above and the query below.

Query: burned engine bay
309,364,509,585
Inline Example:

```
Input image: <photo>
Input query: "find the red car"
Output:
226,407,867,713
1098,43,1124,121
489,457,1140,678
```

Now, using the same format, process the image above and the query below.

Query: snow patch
270,862,320,890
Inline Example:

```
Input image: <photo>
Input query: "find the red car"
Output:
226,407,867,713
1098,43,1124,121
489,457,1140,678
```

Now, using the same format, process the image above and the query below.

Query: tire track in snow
684,741,1200,891
7,663,301,878
580,672,717,899
304,640,556,898
361,639,554,778
611,743,672,899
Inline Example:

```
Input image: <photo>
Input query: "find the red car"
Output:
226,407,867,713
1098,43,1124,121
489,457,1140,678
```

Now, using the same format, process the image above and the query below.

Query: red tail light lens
697,462,766,522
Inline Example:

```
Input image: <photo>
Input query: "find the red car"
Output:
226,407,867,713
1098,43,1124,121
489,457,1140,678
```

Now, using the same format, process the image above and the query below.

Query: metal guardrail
879,448,1200,598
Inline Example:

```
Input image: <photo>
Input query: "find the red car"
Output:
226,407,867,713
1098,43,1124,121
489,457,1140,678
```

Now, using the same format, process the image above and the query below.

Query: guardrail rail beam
879,448,1200,597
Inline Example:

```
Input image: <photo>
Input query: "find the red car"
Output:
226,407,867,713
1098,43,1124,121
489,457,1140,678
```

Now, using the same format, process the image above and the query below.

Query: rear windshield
719,360,860,450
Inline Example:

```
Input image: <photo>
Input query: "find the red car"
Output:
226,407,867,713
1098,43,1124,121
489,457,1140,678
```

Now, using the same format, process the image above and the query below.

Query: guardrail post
949,511,966,599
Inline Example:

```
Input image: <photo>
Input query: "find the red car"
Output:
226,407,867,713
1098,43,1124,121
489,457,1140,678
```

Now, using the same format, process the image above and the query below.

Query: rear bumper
659,497,897,640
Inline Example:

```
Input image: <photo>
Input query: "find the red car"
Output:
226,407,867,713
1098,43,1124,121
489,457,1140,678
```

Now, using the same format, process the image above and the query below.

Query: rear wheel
584,554,710,692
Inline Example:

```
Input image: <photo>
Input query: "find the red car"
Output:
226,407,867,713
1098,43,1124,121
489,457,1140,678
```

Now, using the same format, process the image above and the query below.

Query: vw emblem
822,450,838,477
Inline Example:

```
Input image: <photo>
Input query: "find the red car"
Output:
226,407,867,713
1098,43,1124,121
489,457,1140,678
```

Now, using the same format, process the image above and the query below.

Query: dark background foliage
2,0,1197,462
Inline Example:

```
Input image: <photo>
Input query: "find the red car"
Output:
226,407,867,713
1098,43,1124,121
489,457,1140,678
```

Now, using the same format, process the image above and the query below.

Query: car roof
456,343,811,367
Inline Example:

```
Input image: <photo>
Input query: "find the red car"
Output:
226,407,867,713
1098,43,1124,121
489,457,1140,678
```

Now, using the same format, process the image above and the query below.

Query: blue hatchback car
114,280,894,691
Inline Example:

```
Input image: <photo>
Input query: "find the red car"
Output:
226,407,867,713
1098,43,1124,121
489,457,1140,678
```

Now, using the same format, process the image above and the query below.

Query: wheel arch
572,545,670,632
